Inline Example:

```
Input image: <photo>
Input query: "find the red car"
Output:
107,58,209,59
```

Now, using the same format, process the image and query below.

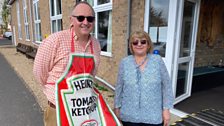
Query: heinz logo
81,120,98,126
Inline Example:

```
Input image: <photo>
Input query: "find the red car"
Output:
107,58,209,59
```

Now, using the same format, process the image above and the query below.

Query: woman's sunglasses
132,40,147,46
72,15,95,23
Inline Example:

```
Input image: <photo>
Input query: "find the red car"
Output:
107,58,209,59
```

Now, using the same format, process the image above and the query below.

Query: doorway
175,0,224,114
172,0,200,104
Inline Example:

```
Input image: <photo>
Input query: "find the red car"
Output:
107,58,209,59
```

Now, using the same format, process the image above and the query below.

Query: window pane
87,0,94,6
52,20,57,33
179,1,195,57
35,24,38,40
58,19,62,31
176,62,190,97
34,3,38,20
38,23,42,41
18,25,22,38
28,26,30,39
37,2,40,20
98,11,110,51
25,26,27,39
24,10,29,23
36,23,42,41
51,0,55,16
56,0,62,15
149,0,169,57
26,11,28,22
97,0,110,5
24,10,26,22
26,25,30,40
23,0,26,7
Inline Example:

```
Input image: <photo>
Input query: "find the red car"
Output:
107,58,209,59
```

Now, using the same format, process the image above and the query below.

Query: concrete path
0,38,44,126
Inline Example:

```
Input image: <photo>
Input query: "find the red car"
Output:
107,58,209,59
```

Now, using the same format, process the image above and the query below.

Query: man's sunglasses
132,40,147,46
72,15,95,23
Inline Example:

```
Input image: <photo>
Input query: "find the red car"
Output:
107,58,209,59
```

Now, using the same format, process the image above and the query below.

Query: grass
95,83,109,91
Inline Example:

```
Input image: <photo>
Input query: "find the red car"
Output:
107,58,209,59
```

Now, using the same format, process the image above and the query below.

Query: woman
114,31,174,126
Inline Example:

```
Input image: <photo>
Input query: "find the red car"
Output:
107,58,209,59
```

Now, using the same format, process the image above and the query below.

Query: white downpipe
126,0,132,55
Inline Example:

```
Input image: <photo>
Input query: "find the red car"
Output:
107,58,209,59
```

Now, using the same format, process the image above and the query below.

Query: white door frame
144,0,201,117
172,0,201,104
144,0,179,76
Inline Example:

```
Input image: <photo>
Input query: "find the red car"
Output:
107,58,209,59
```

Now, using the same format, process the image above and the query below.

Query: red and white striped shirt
33,29,101,105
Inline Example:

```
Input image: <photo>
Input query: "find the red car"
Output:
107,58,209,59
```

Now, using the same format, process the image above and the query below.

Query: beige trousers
44,105,57,126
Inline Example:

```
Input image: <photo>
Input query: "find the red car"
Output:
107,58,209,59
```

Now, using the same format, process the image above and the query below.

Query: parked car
3,31,12,40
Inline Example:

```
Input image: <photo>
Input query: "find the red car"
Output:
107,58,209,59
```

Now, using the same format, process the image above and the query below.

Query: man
33,2,101,126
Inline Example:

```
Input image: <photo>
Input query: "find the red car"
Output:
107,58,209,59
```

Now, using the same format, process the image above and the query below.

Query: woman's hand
114,108,120,119
163,109,170,126
114,108,123,125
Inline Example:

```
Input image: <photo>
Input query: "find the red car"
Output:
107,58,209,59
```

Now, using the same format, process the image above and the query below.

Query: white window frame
49,0,62,33
33,0,42,43
91,1,113,57
144,0,175,72
23,0,30,41
16,1,22,40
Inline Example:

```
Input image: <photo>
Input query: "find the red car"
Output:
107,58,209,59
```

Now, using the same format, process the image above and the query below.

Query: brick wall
96,0,147,86
195,40,224,67
130,0,145,32
62,0,74,30
9,0,147,86
11,0,22,45
39,0,50,40
97,0,129,86
195,0,224,67
11,0,54,46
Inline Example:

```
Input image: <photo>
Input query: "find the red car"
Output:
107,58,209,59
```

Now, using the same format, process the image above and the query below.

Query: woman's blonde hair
129,31,154,54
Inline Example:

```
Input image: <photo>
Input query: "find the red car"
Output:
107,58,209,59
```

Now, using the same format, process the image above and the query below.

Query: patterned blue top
114,54,174,124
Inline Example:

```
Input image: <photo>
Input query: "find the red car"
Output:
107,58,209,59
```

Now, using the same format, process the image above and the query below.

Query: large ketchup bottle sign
56,74,121,126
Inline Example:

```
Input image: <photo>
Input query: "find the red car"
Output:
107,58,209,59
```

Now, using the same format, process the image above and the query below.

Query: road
0,38,44,126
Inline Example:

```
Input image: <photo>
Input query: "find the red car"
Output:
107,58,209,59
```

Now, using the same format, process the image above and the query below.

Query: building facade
8,0,224,116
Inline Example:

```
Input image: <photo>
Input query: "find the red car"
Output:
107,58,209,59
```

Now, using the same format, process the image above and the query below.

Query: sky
151,0,169,22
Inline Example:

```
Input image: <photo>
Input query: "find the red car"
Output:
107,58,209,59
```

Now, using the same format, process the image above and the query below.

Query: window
144,0,170,57
50,0,62,33
97,0,110,5
76,0,112,56
23,0,30,40
33,0,42,42
16,1,22,39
